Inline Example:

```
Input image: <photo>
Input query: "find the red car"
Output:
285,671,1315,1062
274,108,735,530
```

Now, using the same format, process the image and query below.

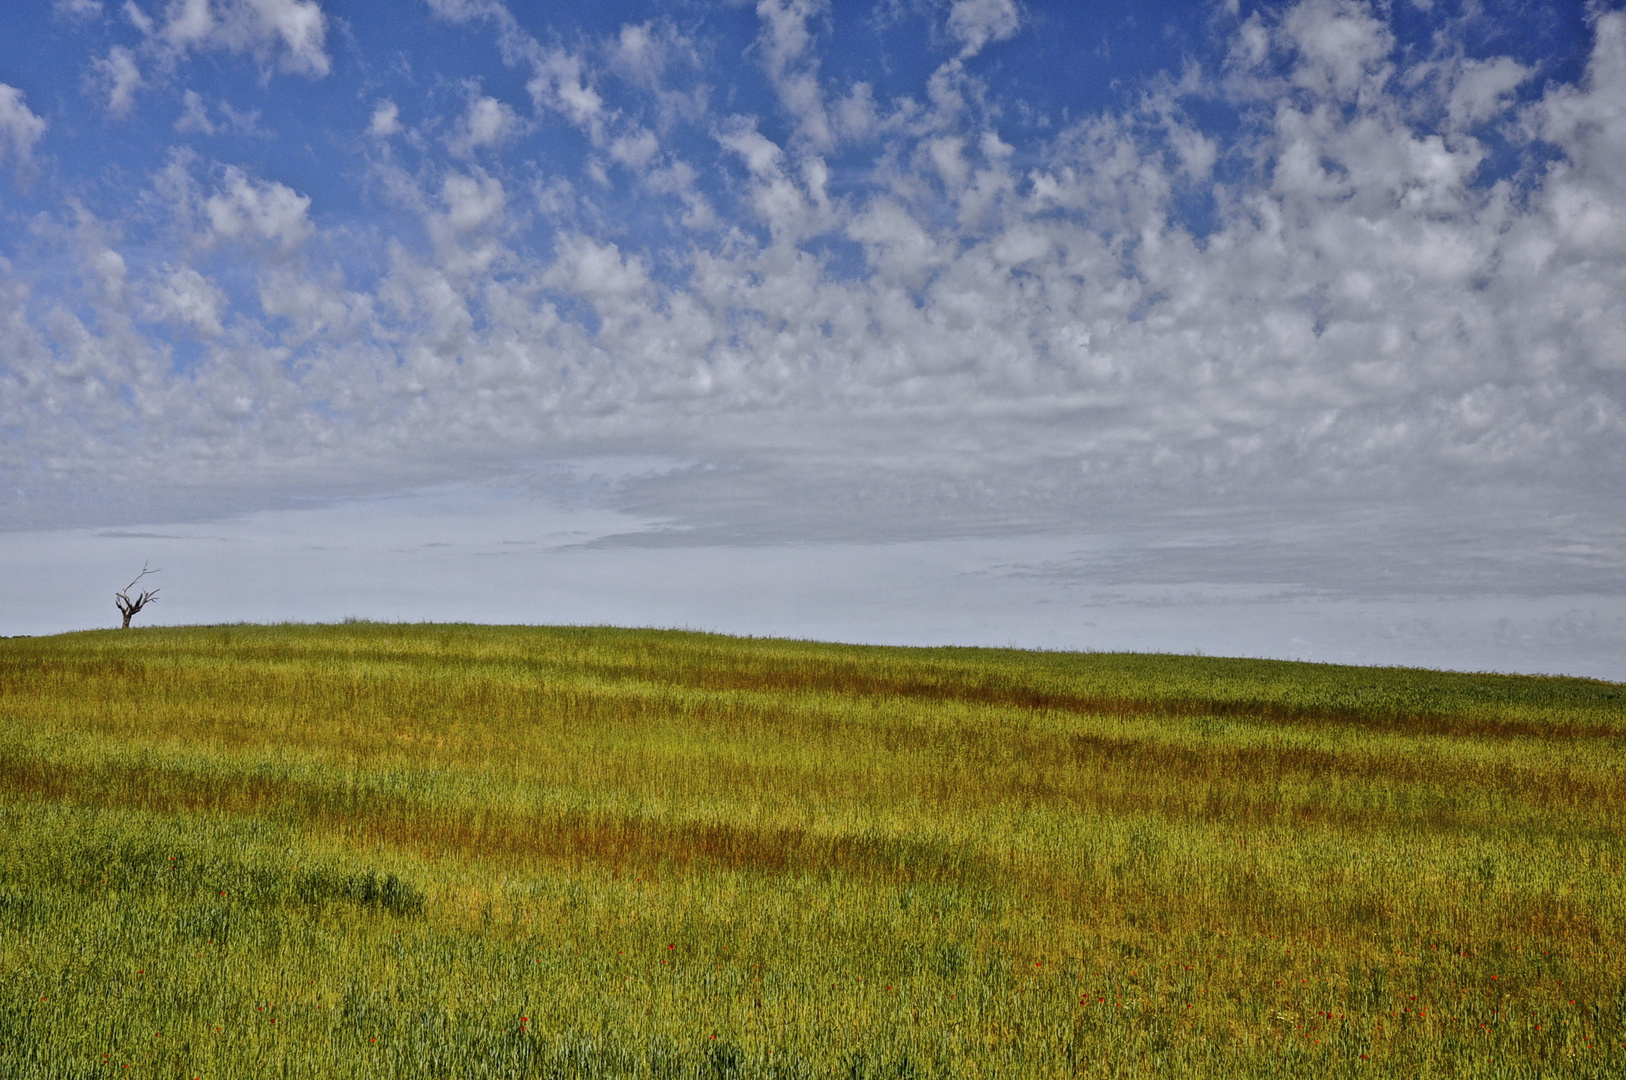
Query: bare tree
115,562,160,629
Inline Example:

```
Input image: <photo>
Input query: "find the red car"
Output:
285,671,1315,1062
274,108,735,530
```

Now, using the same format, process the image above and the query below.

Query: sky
1,0,1623,678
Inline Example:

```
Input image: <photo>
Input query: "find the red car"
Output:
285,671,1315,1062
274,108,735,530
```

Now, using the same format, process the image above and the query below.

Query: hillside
1,623,1623,1078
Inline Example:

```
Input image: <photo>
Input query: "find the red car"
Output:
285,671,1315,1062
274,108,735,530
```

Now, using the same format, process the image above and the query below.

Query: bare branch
122,560,160,594
114,561,161,628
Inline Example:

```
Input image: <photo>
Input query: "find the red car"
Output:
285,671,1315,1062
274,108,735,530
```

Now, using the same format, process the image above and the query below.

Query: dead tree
115,562,160,629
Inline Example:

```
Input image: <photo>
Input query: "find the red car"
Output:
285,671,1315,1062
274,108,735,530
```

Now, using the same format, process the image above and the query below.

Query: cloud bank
0,0,1621,559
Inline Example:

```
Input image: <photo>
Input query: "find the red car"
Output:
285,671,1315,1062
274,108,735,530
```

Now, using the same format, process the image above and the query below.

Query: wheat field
0,622,1622,1078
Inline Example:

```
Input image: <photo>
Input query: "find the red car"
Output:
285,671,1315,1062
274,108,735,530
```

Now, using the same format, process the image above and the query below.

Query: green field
1,623,1623,1078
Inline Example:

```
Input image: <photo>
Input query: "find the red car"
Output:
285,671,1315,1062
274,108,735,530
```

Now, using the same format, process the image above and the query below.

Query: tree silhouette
115,562,160,629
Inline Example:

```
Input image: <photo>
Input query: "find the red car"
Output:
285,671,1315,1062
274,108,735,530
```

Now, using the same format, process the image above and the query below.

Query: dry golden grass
0,622,1622,1077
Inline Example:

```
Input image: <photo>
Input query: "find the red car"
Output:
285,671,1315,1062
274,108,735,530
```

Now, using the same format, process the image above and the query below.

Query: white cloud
609,127,659,171
421,0,506,22
1281,0,1393,102
832,82,878,141
124,1,154,33
1440,55,1530,130
754,0,833,150
609,21,667,88
717,121,784,178
143,264,228,337
1231,12,1269,69
173,91,264,136
368,99,401,138
716,119,828,243
847,199,947,288
92,45,144,117
174,88,214,133
527,49,607,141
645,159,715,230
440,171,505,233
8,0,1626,581
158,0,331,77
1530,9,1626,173
927,135,969,187
544,234,651,305
946,0,1022,60
0,85,48,170
604,20,707,131
53,0,104,19
258,265,371,344
464,96,514,146
204,166,313,252
86,0,328,117
448,93,520,155
755,0,820,77
422,0,538,70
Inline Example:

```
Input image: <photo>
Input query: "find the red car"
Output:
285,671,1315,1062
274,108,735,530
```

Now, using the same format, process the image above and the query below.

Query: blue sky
2,0,1624,677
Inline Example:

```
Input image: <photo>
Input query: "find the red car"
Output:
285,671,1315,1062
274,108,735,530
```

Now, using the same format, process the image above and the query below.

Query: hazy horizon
3,0,1623,678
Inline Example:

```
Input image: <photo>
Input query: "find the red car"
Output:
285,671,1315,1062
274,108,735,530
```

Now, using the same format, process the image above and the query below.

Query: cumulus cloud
605,20,707,131
5,0,1626,549
832,81,878,141
172,90,263,136
125,2,155,33
1281,0,1394,101
716,118,830,243
53,0,104,20
429,2,699,178
368,99,401,138
204,166,313,252
754,0,833,150
143,264,228,337
421,0,501,19
544,234,650,305
439,171,505,233
527,49,605,137
258,264,372,345
157,0,330,77
92,45,144,117
1437,55,1531,130
609,21,669,88
87,0,329,116
946,0,1022,59
448,93,521,155
0,85,48,170
174,88,213,132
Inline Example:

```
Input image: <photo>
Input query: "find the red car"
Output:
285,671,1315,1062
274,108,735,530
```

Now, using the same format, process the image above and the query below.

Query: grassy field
0,622,1623,1078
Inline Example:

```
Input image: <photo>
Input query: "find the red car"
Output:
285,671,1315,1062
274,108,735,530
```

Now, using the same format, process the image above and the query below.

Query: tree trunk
121,611,132,629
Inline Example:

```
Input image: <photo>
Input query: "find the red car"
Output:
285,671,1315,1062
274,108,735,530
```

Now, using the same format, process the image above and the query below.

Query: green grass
1,621,1623,1078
